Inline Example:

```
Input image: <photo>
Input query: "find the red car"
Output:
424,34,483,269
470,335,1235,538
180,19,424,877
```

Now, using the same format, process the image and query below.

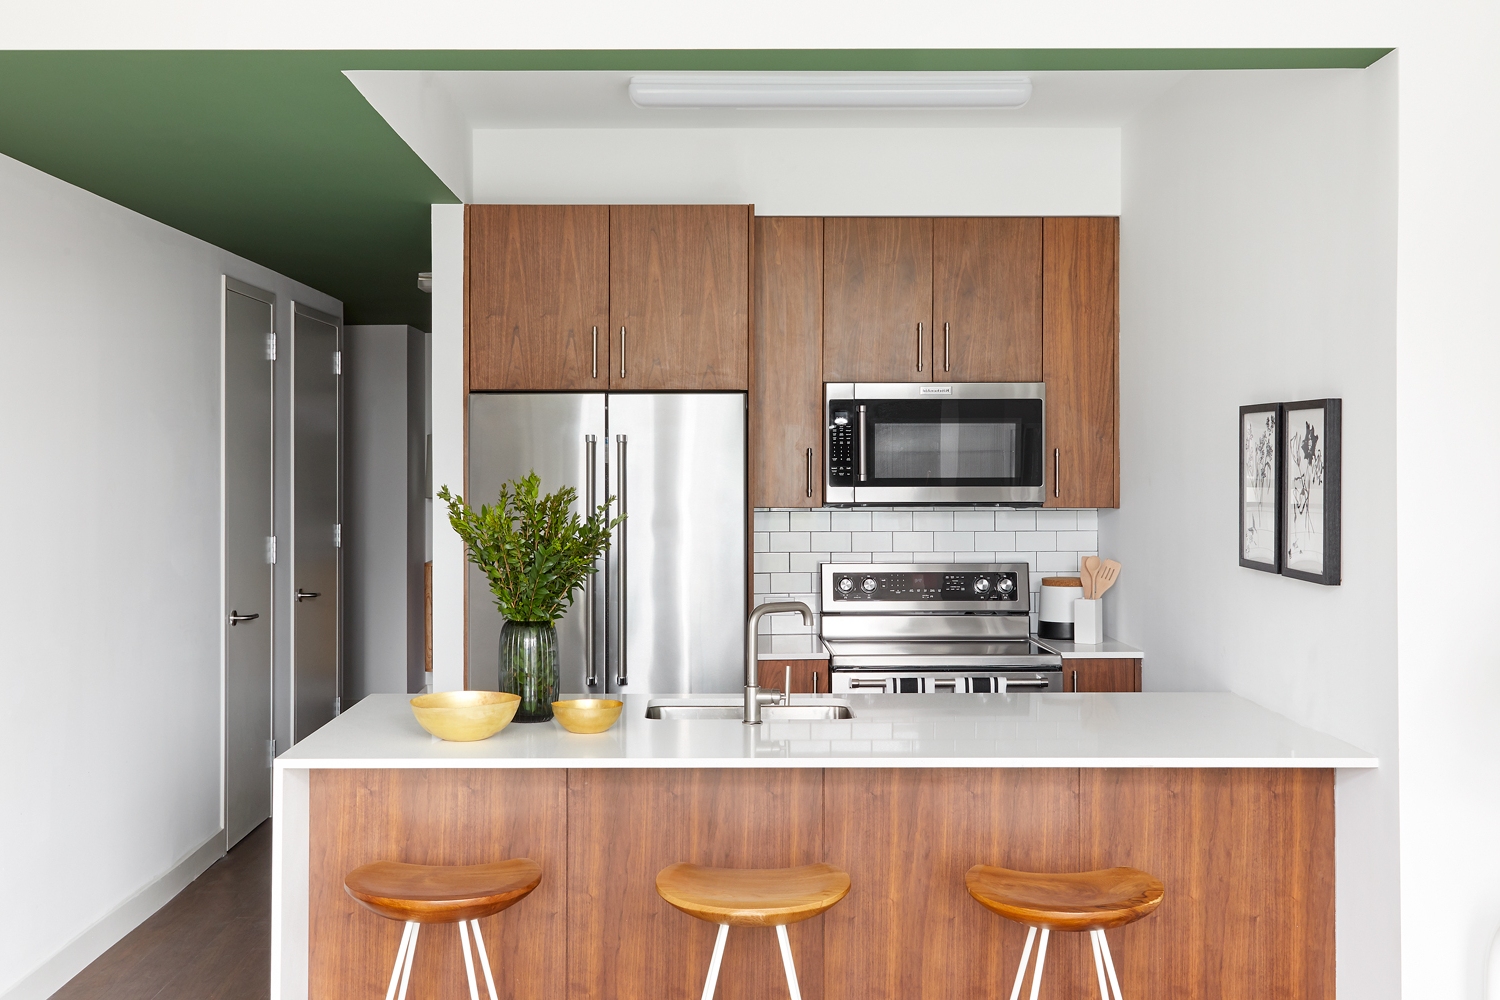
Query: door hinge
265,332,277,361
265,535,277,564
333,523,342,547
333,350,342,375
266,739,277,766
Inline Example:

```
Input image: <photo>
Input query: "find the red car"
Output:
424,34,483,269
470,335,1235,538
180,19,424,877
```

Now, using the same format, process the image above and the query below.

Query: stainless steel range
820,562,1063,693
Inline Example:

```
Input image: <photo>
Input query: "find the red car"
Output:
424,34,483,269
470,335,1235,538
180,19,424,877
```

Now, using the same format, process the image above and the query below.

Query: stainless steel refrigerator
467,393,746,695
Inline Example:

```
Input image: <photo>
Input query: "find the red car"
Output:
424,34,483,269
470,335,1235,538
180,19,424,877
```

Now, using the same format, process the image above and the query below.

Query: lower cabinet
1064,658,1142,692
762,658,831,695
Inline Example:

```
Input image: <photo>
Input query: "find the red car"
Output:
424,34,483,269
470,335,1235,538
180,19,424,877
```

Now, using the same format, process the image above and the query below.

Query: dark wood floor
52,821,271,1000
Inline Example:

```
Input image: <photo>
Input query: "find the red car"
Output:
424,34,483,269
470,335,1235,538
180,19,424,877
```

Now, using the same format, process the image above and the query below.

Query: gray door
608,394,746,695
467,394,607,695
223,278,275,847
291,303,341,742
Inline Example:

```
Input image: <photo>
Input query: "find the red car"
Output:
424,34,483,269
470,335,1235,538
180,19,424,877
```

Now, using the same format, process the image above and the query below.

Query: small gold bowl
552,699,624,734
410,691,521,741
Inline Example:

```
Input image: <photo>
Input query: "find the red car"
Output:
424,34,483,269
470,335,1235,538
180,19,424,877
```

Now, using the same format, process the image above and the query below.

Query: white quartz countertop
1031,636,1143,658
277,692,1375,770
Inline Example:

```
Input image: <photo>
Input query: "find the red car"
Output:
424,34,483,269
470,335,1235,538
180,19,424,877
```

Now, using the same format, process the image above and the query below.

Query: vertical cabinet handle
585,434,598,687
916,322,924,372
805,447,814,499
1054,448,1060,499
591,327,598,379
944,322,950,372
616,433,628,686
619,327,627,379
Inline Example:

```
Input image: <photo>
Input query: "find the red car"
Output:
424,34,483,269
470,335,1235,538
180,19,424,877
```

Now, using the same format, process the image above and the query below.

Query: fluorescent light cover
628,73,1033,110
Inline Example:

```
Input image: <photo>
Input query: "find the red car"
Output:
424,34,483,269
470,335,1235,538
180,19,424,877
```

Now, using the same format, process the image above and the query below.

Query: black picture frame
1280,398,1341,586
1239,402,1283,573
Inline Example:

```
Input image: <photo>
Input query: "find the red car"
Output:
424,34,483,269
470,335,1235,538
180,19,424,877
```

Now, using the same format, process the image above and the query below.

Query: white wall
0,151,340,1000
472,126,1119,214
1103,62,1399,997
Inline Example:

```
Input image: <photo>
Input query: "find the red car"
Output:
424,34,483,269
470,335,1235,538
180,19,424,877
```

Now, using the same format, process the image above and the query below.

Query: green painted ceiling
0,49,1391,327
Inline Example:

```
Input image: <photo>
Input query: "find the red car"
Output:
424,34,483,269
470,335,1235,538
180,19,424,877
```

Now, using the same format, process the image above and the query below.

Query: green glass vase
497,619,559,722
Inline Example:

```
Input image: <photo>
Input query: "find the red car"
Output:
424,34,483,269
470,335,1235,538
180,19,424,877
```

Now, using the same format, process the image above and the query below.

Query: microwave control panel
827,402,856,487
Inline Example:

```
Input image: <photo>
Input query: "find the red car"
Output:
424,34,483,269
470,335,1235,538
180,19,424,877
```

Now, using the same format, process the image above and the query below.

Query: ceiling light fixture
627,73,1033,111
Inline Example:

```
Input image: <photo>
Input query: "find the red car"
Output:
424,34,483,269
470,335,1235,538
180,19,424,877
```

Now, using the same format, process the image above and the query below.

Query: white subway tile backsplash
1075,510,1099,530
1036,510,1077,530
892,531,934,551
872,551,917,563
788,510,831,532
771,532,811,552
755,510,789,532
851,532,893,552
933,531,975,551
753,532,770,552
829,511,872,531
754,551,789,573
788,552,829,573
754,573,770,592
995,511,1037,530
871,511,913,531
771,572,815,593
809,531,852,552
927,552,956,563
1037,551,1082,572
1015,531,1057,551
1056,531,1098,551
975,531,1017,550
912,511,953,531
958,551,997,563
838,552,873,563
952,510,995,531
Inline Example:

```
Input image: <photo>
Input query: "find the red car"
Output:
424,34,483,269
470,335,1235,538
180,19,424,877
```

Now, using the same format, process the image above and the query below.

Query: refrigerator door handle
616,433,628,687
585,434,598,688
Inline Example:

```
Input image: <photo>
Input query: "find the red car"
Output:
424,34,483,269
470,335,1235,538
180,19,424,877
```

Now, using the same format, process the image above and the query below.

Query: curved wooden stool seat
657,862,851,1000
656,862,851,927
964,865,1164,1000
345,859,541,1000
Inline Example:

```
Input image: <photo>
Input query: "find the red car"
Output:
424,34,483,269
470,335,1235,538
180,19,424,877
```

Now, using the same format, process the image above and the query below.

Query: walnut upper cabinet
823,217,933,382
608,204,750,390
1043,217,1119,508
932,217,1043,382
467,205,610,391
751,217,823,508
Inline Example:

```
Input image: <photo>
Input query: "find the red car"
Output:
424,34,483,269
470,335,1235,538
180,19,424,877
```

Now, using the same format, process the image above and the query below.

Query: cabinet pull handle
1072,669,1078,692
916,322,924,372
1054,448,1060,498
619,327,627,379
944,322,950,372
591,326,598,379
806,447,814,499
228,611,259,626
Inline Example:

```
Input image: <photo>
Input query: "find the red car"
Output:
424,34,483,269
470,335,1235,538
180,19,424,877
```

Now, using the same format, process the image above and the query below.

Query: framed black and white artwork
1281,398,1342,585
1239,402,1283,573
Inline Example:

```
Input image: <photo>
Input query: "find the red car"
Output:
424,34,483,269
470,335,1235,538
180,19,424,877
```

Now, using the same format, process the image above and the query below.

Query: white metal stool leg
458,920,482,1000
776,924,803,1000
1007,926,1037,1000
1090,930,1111,999
701,924,730,1000
470,919,500,1000
385,922,415,1000
1098,929,1124,1000
397,924,420,1000
1027,928,1050,1000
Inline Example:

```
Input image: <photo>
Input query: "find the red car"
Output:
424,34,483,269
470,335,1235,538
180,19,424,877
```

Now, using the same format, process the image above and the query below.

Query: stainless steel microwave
824,383,1046,506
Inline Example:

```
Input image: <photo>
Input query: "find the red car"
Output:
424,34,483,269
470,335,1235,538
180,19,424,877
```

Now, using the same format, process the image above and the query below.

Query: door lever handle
295,589,321,602
228,611,260,626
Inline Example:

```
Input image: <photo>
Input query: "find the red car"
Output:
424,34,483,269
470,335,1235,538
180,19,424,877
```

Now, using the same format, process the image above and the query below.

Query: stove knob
861,577,878,594
837,576,854,594
998,577,1016,595
973,577,993,594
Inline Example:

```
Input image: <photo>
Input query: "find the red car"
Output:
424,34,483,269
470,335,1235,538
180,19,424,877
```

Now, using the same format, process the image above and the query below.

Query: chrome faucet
745,601,813,724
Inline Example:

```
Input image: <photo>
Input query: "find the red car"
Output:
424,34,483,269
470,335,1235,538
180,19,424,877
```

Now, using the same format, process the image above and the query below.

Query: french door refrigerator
467,393,746,695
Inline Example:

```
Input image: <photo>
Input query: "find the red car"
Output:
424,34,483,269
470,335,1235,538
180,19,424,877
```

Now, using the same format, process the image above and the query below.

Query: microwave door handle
858,405,867,483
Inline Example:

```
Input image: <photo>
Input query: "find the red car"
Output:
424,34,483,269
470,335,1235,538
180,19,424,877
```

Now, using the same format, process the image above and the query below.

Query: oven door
825,383,1045,505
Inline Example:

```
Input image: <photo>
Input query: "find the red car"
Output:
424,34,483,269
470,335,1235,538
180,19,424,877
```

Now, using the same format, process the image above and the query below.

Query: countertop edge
276,756,1379,770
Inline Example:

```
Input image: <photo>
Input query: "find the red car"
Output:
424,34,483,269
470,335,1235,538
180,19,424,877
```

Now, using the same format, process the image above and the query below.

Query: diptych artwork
1238,398,1341,585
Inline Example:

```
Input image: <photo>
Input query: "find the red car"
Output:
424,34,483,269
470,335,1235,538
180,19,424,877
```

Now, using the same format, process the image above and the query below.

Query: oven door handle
1005,678,1052,689
932,678,958,691
848,678,887,690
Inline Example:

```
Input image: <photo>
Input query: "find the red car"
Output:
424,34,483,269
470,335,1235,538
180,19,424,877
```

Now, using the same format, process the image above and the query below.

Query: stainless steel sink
645,702,854,721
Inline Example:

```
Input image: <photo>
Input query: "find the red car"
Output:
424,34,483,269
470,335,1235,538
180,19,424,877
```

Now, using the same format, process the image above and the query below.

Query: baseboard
0,829,226,1000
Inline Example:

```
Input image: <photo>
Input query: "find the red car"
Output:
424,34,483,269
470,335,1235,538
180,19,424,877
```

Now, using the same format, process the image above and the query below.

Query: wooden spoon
1081,556,1102,600
1094,560,1122,598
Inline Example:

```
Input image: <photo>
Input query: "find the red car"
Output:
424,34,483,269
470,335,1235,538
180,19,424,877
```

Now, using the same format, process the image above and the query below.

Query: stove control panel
828,569,1021,603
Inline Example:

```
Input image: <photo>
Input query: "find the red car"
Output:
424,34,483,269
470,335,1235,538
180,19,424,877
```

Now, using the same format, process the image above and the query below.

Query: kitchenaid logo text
918,386,953,395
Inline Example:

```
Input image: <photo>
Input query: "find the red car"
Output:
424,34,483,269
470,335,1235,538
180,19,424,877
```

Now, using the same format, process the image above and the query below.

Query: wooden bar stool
656,862,851,1000
964,865,1163,1000
344,859,541,1000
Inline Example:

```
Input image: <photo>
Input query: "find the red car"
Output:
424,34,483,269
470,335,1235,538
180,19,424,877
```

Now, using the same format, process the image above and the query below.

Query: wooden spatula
1094,560,1122,598
1081,556,1102,600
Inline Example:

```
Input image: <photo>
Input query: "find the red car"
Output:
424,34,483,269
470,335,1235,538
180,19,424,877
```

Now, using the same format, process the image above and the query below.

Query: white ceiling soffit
347,69,1190,200
626,73,1034,110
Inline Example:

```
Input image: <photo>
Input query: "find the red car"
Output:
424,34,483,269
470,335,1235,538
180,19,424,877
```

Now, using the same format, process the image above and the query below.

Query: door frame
222,275,277,849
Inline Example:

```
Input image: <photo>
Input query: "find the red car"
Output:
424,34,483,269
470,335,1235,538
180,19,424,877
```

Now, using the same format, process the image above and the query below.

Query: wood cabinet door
932,217,1043,382
823,217,933,382
467,204,609,391
1065,658,1141,692
1043,217,1119,508
752,218,823,507
609,205,750,390
759,658,832,695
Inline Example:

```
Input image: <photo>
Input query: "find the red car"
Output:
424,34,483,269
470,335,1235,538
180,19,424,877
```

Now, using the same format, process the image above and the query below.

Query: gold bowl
552,699,624,734
410,691,521,741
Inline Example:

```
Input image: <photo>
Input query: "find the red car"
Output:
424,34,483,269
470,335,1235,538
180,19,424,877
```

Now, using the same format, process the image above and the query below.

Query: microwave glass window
872,421,1018,479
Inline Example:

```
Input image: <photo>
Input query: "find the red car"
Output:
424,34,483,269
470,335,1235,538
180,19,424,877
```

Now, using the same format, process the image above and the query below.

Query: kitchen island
272,692,1374,1000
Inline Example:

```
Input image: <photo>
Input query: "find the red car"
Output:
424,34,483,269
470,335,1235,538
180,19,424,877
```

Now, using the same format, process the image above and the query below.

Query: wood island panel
307,768,567,1000
568,768,826,1000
